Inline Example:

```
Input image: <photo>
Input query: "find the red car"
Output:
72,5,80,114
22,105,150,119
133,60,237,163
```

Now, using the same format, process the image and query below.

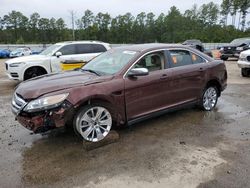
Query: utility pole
69,10,76,41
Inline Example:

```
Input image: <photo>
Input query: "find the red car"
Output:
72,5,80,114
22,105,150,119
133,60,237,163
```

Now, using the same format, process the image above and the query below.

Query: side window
133,52,164,72
76,44,92,54
59,44,76,55
169,50,192,68
191,53,206,64
92,44,107,53
76,44,107,54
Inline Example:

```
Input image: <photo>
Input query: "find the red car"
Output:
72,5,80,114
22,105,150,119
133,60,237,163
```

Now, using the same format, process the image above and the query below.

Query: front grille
224,47,236,51
11,93,27,115
223,47,236,54
5,63,8,70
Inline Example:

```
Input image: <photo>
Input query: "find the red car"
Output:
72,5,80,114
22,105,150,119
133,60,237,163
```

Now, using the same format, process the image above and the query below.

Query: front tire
220,56,228,61
241,68,249,77
200,86,219,111
73,104,113,142
24,67,46,80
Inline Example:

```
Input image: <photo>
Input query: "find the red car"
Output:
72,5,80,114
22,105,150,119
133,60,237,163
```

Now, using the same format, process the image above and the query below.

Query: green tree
133,12,146,43
29,12,40,42
3,11,29,42
199,2,219,25
239,0,250,30
95,12,111,42
221,0,231,25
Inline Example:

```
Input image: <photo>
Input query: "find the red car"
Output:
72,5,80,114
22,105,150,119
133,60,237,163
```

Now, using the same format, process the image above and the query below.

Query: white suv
5,41,110,81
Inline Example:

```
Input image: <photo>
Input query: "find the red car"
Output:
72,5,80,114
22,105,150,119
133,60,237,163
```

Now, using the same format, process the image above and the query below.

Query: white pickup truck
5,41,110,81
237,49,250,77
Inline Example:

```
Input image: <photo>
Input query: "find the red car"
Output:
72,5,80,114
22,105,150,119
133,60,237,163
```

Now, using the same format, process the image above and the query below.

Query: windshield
230,39,250,46
82,49,138,75
40,44,61,55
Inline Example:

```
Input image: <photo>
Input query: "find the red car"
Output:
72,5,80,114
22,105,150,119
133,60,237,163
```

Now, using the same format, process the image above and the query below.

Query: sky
1,0,223,25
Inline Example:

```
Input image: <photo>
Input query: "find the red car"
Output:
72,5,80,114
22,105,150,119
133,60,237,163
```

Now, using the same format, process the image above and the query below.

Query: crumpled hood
15,70,113,100
6,55,49,64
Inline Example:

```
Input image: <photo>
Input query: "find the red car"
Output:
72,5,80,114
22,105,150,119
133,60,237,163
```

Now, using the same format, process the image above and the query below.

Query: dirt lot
0,58,250,188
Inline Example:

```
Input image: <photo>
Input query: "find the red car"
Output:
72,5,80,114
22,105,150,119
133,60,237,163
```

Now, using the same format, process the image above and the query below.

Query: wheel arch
23,65,48,80
205,79,222,97
73,96,123,126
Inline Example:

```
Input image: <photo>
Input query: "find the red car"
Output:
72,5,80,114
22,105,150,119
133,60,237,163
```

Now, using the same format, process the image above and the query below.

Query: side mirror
128,68,149,77
55,51,62,58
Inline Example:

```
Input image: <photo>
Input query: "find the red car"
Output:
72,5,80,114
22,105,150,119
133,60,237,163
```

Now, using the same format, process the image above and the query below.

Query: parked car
182,39,205,52
9,47,32,58
220,37,250,60
237,49,250,77
182,39,212,57
5,41,110,81
0,49,11,58
11,44,227,142
31,50,42,55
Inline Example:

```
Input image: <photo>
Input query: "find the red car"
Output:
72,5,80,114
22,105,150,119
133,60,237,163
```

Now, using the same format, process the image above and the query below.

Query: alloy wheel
202,87,218,111
76,106,112,142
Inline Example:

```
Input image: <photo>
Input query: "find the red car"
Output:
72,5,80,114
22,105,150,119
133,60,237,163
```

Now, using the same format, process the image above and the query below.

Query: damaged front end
12,92,74,133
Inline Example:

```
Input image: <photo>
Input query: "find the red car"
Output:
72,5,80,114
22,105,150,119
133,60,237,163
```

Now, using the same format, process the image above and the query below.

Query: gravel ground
0,58,250,188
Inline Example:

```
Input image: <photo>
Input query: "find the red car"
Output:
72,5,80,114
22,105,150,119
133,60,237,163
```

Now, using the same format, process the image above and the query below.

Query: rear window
169,50,205,67
169,50,193,67
92,44,107,53
191,53,206,64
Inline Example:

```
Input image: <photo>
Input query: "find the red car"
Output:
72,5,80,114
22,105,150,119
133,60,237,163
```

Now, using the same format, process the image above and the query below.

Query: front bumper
14,101,74,133
5,63,23,81
221,52,240,58
237,60,250,68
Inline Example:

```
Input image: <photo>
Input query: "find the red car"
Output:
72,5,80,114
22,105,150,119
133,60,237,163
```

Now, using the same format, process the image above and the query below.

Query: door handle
160,74,168,80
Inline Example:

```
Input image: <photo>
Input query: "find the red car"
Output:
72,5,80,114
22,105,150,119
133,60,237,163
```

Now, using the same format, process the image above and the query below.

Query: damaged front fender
16,101,74,133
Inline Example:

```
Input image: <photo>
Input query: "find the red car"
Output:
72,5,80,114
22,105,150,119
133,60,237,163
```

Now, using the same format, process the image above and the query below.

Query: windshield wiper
81,69,101,76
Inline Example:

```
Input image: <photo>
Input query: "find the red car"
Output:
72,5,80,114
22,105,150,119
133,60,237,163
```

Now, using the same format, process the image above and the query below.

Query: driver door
50,44,78,72
124,51,171,120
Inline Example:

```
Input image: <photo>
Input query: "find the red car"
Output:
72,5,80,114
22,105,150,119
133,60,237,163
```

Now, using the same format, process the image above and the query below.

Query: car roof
55,41,110,45
234,37,250,40
113,43,193,52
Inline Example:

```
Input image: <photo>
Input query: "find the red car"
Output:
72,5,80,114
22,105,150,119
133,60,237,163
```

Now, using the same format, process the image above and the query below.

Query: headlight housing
236,47,244,51
9,62,25,67
23,93,69,113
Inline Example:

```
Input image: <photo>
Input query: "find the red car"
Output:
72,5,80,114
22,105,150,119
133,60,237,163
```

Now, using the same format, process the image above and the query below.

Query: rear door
166,49,208,104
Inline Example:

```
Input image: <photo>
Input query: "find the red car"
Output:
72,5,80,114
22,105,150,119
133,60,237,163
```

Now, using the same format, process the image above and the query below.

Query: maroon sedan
12,44,227,142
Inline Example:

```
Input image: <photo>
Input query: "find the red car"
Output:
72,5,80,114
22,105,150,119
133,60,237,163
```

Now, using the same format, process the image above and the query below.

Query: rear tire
200,86,219,111
220,56,228,61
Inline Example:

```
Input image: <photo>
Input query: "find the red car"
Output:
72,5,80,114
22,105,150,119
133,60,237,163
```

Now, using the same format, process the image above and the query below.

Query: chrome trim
123,47,209,79
11,93,27,115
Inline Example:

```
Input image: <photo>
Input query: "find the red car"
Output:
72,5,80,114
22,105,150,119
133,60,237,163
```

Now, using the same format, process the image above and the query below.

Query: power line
69,10,76,40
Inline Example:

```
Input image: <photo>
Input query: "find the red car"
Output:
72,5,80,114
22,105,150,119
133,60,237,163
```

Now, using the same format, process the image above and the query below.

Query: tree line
0,1,250,44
